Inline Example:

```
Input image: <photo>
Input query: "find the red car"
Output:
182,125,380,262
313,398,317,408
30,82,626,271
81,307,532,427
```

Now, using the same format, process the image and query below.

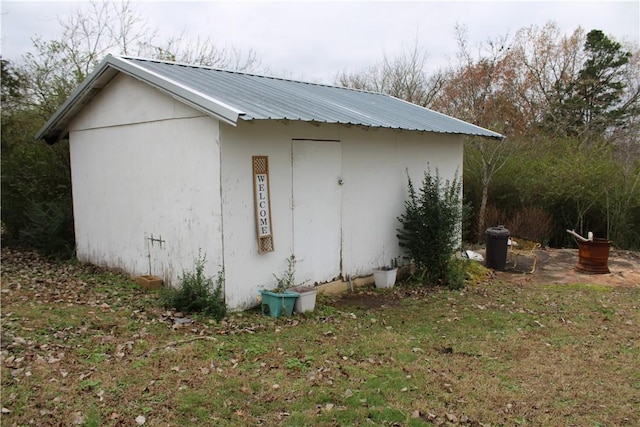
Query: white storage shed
37,55,502,310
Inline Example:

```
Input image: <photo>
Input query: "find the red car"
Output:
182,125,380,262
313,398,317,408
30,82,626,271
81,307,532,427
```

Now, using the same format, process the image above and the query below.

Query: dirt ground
491,247,640,288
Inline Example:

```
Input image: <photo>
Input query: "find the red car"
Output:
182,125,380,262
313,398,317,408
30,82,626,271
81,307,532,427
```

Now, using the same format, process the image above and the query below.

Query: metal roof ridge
119,55,386,96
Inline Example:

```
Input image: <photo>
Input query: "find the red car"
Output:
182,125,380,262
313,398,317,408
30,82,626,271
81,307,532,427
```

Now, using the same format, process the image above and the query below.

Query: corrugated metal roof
36,55,504,143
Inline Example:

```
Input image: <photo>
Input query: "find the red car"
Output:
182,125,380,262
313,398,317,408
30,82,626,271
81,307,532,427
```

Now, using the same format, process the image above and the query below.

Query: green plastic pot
259,290,300,318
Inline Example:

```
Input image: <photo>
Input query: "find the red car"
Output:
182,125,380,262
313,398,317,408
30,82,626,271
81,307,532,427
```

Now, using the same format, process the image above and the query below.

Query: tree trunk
476,171,490,243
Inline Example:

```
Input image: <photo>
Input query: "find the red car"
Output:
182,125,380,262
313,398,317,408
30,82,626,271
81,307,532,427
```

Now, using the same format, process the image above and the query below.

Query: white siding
341,127,463,274
68,74,223,287
220,121,462,310
219,122,296,310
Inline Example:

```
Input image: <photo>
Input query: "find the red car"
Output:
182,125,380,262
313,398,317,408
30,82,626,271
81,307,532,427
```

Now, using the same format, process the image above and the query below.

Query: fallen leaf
72,412,84,425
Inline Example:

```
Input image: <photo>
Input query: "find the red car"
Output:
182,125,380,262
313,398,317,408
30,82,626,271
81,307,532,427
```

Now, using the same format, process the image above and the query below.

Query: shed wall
68,74,223,285
220,121,462,310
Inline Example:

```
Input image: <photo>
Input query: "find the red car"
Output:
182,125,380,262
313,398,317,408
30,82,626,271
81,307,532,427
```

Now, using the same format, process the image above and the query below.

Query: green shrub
1,138,75,258
445,259,468,290
18,195,75,259
397,167,462,286
161,253,226,321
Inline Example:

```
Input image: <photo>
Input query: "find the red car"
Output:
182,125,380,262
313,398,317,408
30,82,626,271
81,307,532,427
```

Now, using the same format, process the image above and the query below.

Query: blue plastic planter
259,290,300,318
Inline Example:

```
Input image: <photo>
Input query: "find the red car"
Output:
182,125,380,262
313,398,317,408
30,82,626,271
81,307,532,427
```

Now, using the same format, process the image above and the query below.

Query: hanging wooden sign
252,156,274,253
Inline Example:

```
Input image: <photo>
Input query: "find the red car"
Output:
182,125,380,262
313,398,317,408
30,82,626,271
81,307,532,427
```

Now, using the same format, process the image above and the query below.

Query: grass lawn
1,249,638,426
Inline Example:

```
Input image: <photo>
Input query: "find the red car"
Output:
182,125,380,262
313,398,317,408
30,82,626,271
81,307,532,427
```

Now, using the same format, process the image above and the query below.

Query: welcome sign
255,173,271,236
252,156,274,253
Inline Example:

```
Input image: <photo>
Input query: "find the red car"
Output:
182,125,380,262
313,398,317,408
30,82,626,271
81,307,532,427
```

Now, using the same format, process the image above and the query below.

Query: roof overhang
35,54,244,144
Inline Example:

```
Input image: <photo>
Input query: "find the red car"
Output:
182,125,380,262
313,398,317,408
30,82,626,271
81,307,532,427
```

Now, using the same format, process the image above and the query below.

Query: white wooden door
292,139,342,284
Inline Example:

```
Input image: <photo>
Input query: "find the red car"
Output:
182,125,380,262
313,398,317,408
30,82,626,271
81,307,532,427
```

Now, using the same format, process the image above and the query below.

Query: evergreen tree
545,30,634,142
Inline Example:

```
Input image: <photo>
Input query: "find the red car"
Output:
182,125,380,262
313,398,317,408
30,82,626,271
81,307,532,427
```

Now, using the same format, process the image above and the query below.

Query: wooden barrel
576,238,611,274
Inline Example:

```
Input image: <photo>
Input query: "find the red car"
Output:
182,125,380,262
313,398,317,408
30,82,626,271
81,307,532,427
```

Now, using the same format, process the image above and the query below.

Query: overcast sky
1,1,639,84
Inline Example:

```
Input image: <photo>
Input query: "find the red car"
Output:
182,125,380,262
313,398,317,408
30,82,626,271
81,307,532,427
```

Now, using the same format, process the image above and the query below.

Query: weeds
485,204,554,245
272,254,297,292
161,252,227,321
444,258,468,290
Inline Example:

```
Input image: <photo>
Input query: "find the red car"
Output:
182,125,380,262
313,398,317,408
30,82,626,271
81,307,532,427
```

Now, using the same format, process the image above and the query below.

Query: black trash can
485,225,510,270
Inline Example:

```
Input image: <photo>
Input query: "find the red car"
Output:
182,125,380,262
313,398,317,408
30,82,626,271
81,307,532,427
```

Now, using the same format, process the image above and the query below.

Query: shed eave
237,116,504,139
35,54,245,143
35,64,119,143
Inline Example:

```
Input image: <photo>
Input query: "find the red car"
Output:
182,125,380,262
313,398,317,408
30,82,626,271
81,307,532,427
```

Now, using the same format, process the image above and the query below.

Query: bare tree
511,23,586,129
18,1,156,118
17,0,263,119
335,39,444,107
59,1,156,76
612,43,640,171
143,33,261,72
430,25,522,240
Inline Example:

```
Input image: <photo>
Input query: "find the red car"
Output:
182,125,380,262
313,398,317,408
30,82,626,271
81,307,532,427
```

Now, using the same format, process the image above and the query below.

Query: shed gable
70,73,205,132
